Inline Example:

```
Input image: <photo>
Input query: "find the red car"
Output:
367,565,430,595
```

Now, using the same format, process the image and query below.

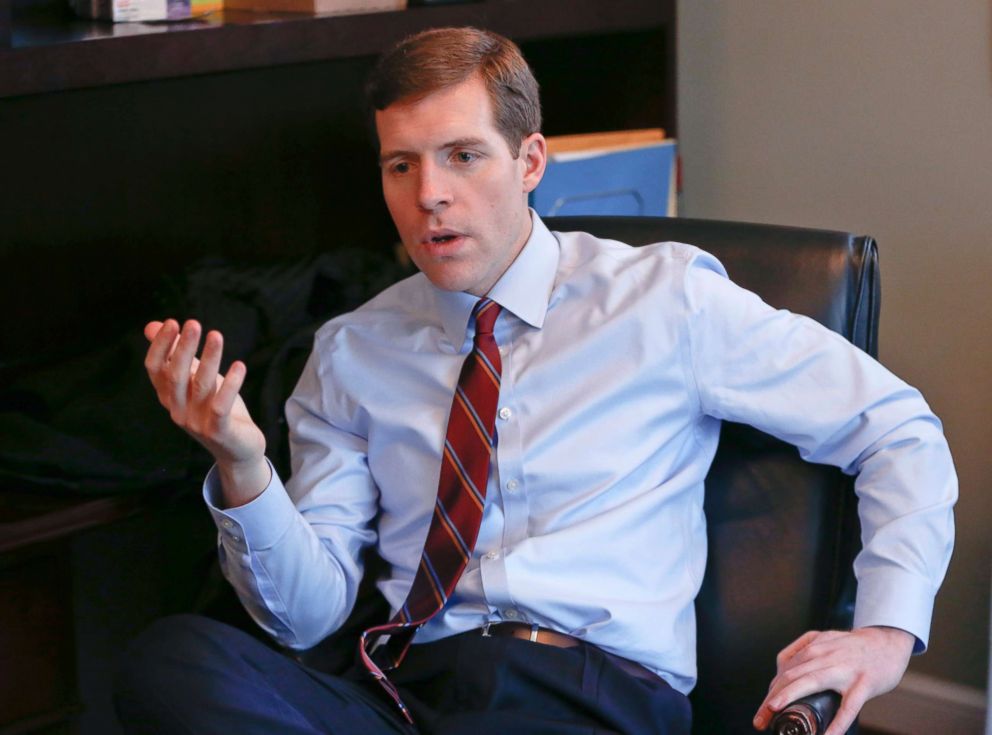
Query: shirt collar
433,211,560,349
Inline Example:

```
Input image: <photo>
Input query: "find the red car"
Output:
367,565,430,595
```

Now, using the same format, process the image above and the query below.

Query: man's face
375,75,546,296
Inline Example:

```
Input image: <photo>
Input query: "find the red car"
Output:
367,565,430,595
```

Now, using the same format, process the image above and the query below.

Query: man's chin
426,276,474,294
420,267,487,296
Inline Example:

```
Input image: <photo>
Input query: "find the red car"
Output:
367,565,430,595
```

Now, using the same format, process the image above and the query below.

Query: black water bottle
770,691,841,735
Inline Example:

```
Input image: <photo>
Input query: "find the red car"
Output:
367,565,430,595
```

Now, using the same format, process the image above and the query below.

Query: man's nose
417,164,452,212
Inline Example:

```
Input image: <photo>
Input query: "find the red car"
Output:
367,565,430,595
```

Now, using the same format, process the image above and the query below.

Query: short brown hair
365,26,542,157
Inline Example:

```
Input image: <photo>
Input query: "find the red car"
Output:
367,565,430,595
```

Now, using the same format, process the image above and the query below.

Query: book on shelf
70,0,196,22
223,0,404,13
531,128,678,218
69,0,399,18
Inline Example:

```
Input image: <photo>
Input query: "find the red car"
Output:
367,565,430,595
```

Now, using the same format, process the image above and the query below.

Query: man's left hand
752,626,915,734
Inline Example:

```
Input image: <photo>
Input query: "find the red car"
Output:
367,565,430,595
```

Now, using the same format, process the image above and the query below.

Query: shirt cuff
203,459,298,551
852,566,936,654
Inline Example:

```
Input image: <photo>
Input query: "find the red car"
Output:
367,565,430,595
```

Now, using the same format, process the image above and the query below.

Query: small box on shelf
223,0,404,14
68,0,401,20
70,0,195,22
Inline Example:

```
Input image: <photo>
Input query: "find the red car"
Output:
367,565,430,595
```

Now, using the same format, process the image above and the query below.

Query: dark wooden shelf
0,0,673,99
0,489,147,554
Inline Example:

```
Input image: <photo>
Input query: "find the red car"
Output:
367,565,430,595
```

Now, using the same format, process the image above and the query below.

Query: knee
114,614,234,726
119,614,227,674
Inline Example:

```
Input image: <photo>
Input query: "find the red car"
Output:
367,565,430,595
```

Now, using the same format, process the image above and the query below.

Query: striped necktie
359,297,503,723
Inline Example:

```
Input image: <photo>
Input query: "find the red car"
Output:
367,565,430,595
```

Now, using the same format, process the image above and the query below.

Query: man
120,26,956,735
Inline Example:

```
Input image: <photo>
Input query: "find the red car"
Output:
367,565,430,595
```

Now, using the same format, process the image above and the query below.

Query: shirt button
221,519,234,529
503,609,519,620
229,534,241,542
506,479,519,492
484,551,499,561
498,407,513,421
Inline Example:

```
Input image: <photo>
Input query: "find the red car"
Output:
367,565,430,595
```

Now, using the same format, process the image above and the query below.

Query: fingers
756,630,843,729
189,333,246,425
776,629,823,669
145,319,218,417
214,360,247,418
142,319,262,467
145,319,181,411
165,320,201,401
190,330,223,401
768,631,850,692
144,319,179,374
144,320,165,342
824,680,869,735
756,627,911,734
767,664,846,715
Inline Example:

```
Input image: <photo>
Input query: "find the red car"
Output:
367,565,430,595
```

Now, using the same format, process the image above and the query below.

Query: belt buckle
480,621,541,642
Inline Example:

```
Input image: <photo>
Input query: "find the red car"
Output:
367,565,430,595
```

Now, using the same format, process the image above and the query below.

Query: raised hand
753,626,914,734
144,318,270,506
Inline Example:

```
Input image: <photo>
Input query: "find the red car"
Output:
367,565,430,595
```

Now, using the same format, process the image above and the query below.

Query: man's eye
453,151,478,164
391,162,411,174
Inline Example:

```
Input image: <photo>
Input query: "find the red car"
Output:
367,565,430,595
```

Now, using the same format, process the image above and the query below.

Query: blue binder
530,139,677,217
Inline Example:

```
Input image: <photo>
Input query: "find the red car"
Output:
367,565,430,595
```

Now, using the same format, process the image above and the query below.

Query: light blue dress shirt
205,213,956,695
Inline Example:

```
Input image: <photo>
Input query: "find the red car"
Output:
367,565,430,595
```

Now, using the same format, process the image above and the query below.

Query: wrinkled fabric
0,249,408,493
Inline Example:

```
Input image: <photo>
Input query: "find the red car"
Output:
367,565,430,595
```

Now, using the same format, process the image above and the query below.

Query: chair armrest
771,690,842,734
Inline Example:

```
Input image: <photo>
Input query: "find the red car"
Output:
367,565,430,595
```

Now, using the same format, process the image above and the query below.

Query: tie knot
472,298,501,338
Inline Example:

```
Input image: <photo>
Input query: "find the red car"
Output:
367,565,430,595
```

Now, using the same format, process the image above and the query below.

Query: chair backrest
545,216,879,735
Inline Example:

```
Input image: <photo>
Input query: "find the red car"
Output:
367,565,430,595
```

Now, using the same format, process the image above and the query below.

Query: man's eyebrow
378,149,409,165
378,138,490,165
445,137,488,149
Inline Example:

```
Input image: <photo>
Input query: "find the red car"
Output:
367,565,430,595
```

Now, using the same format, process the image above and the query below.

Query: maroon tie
360,298,503,723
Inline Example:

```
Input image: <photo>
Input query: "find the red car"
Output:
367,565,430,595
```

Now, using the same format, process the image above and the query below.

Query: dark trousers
114,614,691,735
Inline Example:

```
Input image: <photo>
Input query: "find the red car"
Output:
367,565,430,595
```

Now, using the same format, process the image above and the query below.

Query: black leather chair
295,216,876,734
545,216,877,734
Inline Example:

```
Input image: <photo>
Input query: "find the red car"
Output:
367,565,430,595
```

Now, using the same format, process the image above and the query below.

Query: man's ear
519,133,547,194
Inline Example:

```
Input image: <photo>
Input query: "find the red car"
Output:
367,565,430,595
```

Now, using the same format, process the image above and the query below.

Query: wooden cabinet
1,491,218,734
1,544,78,734
0,494,145,734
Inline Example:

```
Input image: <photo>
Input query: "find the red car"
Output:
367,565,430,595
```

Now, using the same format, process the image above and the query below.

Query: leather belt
479,622,664,686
